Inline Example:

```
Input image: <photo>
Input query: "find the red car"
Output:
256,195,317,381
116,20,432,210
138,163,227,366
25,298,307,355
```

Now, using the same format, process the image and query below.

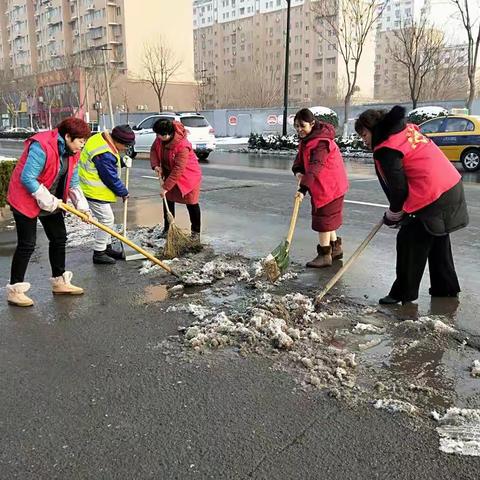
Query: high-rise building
193,0,376,109
0,0,197,126
373,0,470,102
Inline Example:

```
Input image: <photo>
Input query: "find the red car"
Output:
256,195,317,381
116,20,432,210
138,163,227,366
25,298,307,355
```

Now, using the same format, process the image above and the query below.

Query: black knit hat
111,125,135,146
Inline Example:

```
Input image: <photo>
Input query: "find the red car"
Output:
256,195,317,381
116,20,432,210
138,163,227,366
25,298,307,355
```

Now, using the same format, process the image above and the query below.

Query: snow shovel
315,219,383,304
263,190,303,282
60,202,178,278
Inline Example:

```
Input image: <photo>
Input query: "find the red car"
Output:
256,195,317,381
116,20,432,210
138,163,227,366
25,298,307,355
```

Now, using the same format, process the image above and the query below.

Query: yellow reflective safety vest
78,132,121,202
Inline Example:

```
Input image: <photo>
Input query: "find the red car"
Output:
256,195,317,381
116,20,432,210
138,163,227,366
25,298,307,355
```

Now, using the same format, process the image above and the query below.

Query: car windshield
181,116,209,128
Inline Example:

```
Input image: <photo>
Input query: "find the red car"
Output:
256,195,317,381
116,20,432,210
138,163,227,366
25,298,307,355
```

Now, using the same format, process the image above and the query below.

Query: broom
263,190,303,282
162,196,199,259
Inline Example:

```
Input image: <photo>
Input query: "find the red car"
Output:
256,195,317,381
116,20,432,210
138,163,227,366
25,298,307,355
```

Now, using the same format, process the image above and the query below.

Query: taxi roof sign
450,108,469,115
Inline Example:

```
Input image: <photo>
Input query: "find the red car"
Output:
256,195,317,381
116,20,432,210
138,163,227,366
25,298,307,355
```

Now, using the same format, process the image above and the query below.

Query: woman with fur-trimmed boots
5,118,92,307
292,108,349,268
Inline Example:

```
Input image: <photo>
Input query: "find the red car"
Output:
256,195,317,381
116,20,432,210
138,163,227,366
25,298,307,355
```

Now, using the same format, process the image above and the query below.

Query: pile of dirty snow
433,408,480,456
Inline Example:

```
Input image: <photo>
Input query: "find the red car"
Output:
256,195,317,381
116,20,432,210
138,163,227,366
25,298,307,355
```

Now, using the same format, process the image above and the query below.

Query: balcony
86,4,95,12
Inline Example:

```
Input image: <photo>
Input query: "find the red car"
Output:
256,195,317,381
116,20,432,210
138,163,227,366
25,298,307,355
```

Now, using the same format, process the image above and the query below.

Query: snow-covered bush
248,133,298,150
247,133,368,152
407,106,448,125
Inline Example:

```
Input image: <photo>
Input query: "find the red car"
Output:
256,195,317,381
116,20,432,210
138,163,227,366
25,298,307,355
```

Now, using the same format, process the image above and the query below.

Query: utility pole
282,0,291,136
101,47,115,129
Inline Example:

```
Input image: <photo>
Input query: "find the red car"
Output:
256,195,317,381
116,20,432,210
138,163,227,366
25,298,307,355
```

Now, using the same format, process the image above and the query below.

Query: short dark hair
294,108,315,124
354,109,387,134
57,117,91,140
153,119,175,135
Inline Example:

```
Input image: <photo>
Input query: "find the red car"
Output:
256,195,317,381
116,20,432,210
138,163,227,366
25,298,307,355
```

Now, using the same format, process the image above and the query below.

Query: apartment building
374,0,428,100
373,0,470,102
0,0,196,126
193,0,376,109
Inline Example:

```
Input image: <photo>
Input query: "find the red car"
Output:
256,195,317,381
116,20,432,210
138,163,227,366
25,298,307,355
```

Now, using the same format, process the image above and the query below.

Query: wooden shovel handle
286,193,302,247
60,202,177,277
315,219,384,304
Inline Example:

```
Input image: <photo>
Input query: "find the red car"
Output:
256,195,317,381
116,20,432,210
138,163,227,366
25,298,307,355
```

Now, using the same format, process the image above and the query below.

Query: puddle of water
143,285,169,303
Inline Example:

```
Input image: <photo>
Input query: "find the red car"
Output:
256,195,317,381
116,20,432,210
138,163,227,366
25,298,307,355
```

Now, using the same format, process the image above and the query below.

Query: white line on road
140,175,388,208
345,200,388,208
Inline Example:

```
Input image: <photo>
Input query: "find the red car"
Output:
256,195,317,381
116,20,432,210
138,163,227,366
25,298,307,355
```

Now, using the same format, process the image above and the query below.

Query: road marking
141,175,388,208
345,200,388,208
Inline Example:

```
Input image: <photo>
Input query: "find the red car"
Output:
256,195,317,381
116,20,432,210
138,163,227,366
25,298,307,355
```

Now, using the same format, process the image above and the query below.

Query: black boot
159,227,169,239
379,295,401,305
93,250,116,264
105,244,124,260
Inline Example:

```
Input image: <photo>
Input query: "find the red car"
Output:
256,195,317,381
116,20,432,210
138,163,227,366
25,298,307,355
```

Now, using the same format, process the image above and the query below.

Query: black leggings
10,211,67,284
163,200,201,233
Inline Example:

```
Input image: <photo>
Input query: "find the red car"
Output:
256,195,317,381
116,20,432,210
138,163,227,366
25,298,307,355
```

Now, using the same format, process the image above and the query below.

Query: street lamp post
282,0,291,137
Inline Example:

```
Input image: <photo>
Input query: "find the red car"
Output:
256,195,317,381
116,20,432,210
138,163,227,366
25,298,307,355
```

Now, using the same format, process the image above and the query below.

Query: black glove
383,209,404,229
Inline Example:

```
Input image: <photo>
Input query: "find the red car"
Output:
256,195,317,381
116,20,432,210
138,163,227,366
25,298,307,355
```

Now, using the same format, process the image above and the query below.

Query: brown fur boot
306,245,332,268
331,237,343,260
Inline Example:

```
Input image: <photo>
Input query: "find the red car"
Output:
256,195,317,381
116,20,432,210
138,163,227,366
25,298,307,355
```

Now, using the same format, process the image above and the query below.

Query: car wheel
197,152,209,161
126,145,137,159
461,148,480,172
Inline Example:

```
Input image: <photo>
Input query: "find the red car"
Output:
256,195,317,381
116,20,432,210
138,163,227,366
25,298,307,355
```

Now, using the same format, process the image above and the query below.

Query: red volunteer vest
152,128,202,197
7,130,79,218
374,124,461,213
298,136,349,209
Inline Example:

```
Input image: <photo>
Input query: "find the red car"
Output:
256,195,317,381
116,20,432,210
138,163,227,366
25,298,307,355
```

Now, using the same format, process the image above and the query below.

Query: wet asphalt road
1,147,480,478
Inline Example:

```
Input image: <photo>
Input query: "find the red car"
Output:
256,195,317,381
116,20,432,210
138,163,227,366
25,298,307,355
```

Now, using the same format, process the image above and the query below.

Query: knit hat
111,125,135,146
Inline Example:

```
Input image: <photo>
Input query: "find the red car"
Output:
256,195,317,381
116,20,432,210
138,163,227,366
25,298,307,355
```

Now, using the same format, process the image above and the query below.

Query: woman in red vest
6,118,91,307
355,106,468,304
292,108,349,268
150,119,202,241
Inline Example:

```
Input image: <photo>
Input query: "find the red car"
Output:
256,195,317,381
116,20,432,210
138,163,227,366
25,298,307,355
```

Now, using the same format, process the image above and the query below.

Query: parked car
129,112,216,160
419,114,480,172
4,127,35,133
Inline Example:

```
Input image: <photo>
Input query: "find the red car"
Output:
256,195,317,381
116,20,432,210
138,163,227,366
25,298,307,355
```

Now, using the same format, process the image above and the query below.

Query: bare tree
424,44,469,101
0,71,37,127
220,63,283,108
387,15,445,109
450,0,480,111
139,37,182,112
311,0,388,135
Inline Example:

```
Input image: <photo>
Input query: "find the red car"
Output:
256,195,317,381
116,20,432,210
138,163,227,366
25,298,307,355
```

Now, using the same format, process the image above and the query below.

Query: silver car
130,112,216,160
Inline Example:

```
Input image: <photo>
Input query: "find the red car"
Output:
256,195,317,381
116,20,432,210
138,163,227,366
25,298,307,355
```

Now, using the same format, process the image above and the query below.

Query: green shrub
248,132,368,151
407,110,448,125
0,160,17,208
313,112,339,128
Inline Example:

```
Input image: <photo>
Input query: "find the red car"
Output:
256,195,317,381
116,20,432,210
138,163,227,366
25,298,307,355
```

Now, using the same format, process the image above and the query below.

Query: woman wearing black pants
149,119,203,241
6,118,91,307
355,106,468,304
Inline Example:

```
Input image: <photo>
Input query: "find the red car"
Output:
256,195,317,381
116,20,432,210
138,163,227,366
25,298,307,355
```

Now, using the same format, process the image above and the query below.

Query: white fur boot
51,271,84,295
6,282,34,307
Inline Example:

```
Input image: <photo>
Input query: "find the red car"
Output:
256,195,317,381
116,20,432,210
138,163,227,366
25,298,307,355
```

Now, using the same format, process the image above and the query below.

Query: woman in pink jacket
292,108,349,268
150,119,202,240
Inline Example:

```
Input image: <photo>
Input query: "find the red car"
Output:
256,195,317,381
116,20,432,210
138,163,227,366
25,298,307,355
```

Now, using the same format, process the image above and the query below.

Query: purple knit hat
111,125,135,145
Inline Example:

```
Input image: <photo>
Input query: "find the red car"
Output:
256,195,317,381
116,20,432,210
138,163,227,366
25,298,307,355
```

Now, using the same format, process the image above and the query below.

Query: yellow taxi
419,114,480,172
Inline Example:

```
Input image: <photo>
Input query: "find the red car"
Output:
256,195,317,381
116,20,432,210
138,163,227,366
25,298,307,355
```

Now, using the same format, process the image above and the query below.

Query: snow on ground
215,137,249,145
434,408,480,457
